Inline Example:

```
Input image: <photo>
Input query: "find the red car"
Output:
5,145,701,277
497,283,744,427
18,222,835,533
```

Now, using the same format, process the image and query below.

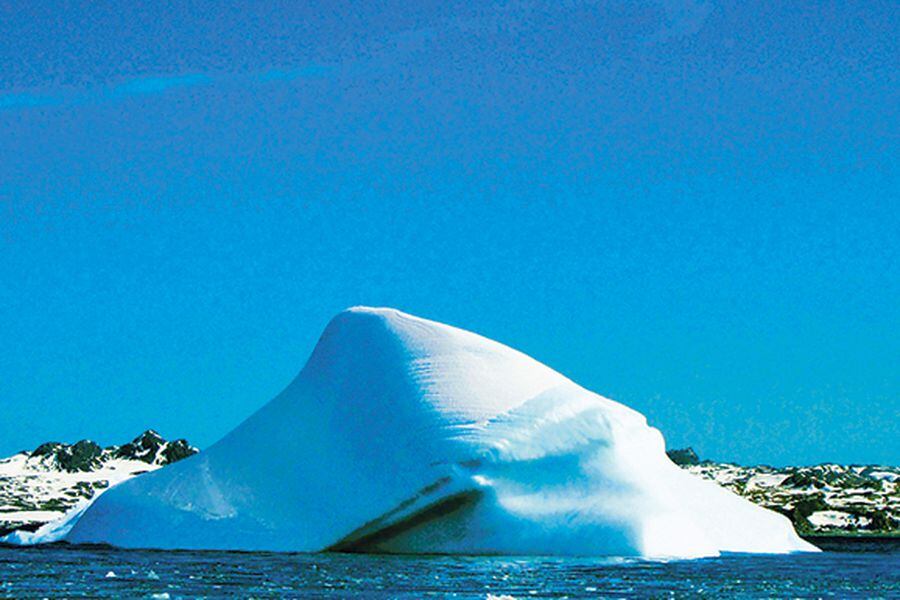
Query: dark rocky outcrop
666,447,700,466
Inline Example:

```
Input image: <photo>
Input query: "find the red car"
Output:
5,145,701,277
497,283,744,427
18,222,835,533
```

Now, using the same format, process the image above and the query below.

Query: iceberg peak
304,306,568,422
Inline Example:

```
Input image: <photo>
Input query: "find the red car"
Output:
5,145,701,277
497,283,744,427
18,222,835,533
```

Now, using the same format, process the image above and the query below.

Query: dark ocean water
0,538,896,598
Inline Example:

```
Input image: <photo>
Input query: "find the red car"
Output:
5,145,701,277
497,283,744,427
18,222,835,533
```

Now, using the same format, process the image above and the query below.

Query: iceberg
63,307,815,557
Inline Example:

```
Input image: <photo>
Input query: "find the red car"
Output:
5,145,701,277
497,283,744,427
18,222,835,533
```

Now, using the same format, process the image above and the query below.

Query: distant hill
667,448,899,536
0,431,197,538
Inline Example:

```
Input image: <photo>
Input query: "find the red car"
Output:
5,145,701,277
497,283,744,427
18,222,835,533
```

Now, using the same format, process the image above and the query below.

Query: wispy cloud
106,73,213,98
0,66,330,111
0,93,61,109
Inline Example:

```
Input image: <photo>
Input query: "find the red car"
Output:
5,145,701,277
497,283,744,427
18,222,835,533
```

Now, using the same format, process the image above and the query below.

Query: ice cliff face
63,307,816,557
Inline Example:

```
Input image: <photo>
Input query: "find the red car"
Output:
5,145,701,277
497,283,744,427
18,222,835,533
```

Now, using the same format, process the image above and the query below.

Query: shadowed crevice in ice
327,489,483,553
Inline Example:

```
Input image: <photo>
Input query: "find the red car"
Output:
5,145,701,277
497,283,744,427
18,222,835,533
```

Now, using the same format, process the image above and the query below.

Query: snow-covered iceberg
62,307,815,557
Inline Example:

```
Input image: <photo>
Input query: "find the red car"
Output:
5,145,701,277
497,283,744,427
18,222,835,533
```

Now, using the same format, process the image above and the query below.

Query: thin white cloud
0,92,64,109
0,66,330,111
106,74,213,98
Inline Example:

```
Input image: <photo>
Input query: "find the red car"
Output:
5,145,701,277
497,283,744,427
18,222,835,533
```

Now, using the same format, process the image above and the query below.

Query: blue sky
1,1,897,465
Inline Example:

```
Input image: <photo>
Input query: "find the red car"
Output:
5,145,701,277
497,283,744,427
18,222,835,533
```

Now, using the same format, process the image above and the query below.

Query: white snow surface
807,510,867,529
58,307,814,557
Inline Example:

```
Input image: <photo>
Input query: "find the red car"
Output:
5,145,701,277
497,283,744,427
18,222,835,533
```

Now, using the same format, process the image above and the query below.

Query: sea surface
0,538,896,598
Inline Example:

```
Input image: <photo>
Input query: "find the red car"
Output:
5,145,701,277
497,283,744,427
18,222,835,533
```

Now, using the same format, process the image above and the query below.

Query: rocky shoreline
668,448,898,537
0,431,197,538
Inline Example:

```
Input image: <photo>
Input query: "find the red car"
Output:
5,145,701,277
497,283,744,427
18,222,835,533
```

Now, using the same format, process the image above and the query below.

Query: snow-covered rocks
35,308,818,556
0,431,196,538
671,453,899,535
